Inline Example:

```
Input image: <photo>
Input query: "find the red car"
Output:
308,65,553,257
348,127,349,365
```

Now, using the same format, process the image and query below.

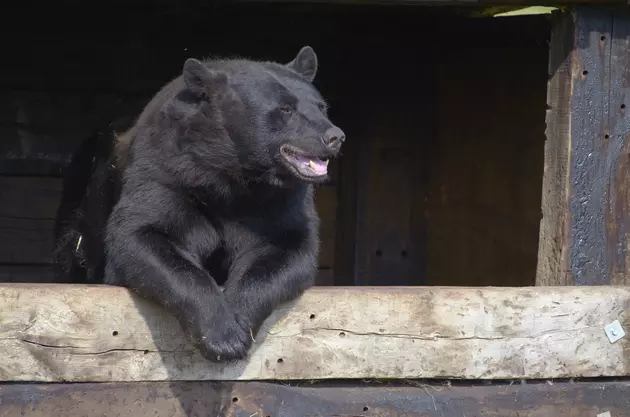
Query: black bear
53,46,345,362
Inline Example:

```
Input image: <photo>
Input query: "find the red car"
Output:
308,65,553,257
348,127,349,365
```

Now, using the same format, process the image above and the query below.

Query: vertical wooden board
537,8,630,286
538,9,589,286
314,185,337,269
327,39,367,286
607,10,630,284
429,33,547,287
537,11,579,286
567,8,614,285
333,121,359,286
354,138,426,285
352,36,429,286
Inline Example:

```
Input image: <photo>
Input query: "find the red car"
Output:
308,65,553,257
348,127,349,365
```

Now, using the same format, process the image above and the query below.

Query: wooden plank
355,141,423,285
0,284,629,382
536,8,624,286
314,185,337,268
0,91,140,130
325,37,369,286
332,111,359,286
0,92,146,176
0,266,56,283
0,266,331,286
0,177,61,265
536,10,577,286
238,0,624,4
314,268,334,286
0,177,339,270
0,177,62,219
0,127,89,177
353,39,429,286
0,218,54,264
2,380,630,417
430,39,546,287
606,10,630,285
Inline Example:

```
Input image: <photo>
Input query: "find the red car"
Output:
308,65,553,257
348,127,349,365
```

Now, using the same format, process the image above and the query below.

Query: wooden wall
348,15,551,286
0,4,551,287
0,176,337,284
426,17,550,286
0,2,356,285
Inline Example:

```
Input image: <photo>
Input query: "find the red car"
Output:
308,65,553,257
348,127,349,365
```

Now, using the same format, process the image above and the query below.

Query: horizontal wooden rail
2,380,630,416
0,284,628,382
236,0,624,5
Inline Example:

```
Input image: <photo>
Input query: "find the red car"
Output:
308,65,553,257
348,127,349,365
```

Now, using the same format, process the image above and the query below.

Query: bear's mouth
280,145,330,179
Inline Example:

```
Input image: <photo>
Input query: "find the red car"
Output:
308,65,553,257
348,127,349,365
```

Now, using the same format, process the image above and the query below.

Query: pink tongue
295,155,327,175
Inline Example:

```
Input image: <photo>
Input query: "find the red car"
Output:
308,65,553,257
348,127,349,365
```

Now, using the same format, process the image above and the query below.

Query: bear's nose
322,126,346,149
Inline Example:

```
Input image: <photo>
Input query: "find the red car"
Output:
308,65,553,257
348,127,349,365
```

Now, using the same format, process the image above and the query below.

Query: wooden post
537,7,630,285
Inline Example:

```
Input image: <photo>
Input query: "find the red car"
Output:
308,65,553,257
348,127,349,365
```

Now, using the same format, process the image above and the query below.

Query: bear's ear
182,58,227,97
286,46,318,83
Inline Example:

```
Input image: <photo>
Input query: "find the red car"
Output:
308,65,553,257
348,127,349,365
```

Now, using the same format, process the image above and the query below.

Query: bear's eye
280,105,293,114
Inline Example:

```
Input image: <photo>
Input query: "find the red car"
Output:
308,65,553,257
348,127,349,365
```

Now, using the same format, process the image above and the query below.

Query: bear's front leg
105,227,253,362
223,248,317,338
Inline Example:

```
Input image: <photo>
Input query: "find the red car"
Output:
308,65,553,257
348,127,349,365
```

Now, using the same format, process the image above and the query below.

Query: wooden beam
2,380,630,417
537,8,630,286
1,284,629,382
235,0,624,5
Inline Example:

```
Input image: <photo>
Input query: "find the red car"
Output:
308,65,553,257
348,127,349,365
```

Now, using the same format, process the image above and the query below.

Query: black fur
53,46,345,362
53,128,122,284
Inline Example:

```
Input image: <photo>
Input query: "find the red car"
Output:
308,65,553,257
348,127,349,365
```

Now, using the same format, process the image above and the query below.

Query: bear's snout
321,126,345,151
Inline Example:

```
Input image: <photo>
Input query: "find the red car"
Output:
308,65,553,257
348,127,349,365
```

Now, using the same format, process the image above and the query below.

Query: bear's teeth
325,159,329,166
309,160,315,169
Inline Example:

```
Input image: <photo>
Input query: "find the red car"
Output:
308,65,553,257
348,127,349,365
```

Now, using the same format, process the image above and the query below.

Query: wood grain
352,37,429,286
430,33,546,287
2,380,630,417
0,284,628,382
606,10,630,284
536,10,577,286
314,185,337,269
537,8,630,286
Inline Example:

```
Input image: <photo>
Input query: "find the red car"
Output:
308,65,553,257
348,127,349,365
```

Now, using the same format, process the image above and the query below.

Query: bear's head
176,46,345,187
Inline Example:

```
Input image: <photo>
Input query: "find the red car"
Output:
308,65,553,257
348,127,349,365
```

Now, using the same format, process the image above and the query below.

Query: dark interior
0,2,551,287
